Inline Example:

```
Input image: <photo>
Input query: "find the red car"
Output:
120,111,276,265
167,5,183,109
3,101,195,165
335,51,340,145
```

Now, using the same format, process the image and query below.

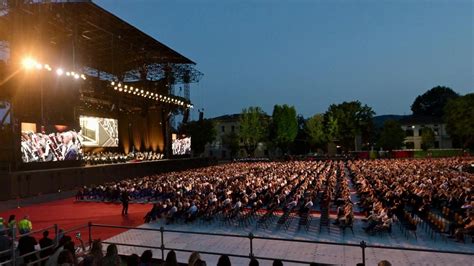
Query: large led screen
21,123,82,163
172,137,191,155
79,116,118,147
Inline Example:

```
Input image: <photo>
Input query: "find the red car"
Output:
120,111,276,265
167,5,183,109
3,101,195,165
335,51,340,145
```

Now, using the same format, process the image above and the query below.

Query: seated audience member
163,250,178,266
217,255,231,266
333,203,345,225
0,230,12,263
139,250,153,266
89,239,104,264
273,259,283,266
39,230,54,261
166,204,178,225
185,203,199,223
188,251,201,266
62,240,79,265
249,258,259,266
378,260,392,266
102,243,121,266
127,253,140,266
194,259,207,266
18,231,38,264
82,255,96,266
144,204,159,223
299,197,313,215
455,213,474,242
57,249,75,266
46,236,72,266
7,215,16,237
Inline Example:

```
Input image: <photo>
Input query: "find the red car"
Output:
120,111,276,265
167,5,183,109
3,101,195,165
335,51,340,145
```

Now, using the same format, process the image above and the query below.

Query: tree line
180,86,473,157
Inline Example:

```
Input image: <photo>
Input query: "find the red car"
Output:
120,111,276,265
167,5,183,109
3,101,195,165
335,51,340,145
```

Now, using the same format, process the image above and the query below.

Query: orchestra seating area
82,151,165,165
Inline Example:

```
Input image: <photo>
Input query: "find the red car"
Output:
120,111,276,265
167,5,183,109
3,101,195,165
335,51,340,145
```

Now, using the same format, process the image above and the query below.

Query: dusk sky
95,0,473,120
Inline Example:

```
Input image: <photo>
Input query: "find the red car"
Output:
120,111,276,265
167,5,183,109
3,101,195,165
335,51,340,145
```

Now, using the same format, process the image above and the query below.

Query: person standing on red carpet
121,190,130,215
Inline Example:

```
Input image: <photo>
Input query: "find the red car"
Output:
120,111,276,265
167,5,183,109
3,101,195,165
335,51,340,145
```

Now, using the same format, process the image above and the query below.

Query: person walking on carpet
121,190,130,215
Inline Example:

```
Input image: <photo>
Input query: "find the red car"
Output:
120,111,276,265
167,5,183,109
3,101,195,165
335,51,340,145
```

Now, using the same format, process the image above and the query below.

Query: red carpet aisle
0,198,150,241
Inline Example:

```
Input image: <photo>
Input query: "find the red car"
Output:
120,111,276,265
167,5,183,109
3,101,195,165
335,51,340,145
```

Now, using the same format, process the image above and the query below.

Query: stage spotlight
56,69,64,76
118,83,121,87
22,57,37,69
124,85,128,89
44,64,52,71
81,74,86,80
114,86,118,90
111,81,115,86
74,74,80,79
135,88,139,92
66,72,71,76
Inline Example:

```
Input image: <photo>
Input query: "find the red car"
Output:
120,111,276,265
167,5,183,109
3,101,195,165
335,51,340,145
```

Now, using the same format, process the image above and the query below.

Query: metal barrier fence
88,223,474,265
1,222,473,265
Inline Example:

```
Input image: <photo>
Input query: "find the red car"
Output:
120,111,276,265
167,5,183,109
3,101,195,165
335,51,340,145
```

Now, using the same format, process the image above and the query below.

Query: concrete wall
0,158,215,201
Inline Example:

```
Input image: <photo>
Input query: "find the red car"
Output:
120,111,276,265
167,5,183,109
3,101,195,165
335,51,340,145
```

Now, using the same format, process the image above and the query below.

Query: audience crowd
1,158,471,265
77,161,348,225
78,158,473,241
349,158,473,240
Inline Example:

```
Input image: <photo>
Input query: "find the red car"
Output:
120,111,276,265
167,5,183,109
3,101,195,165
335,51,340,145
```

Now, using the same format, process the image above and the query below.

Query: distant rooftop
399,115,443,125
211,114,241,121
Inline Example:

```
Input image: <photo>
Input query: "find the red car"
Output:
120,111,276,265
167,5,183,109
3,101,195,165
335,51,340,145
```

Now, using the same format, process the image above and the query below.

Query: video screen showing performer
20,123,83,163
79,116,118,147
172,137,191,155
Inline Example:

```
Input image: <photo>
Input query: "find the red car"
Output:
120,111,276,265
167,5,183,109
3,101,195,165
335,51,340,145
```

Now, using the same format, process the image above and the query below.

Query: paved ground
104,213,474,266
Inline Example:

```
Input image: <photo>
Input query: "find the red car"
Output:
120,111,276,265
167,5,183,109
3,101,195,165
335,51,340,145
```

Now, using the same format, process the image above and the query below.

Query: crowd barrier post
88,222,92,247
248,232,254,258
11,227,16,266
360,240,367,266
160,226,165,260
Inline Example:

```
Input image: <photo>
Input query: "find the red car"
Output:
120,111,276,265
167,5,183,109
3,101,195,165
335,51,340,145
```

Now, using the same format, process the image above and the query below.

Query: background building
204,114,268,159
399,115,452,150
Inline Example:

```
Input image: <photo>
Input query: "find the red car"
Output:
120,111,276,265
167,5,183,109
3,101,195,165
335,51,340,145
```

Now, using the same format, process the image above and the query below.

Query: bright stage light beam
56,68,64,76
22,57,37,70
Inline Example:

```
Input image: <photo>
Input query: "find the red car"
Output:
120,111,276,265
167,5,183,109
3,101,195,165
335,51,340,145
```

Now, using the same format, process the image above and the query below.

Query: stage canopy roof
0,0,201,83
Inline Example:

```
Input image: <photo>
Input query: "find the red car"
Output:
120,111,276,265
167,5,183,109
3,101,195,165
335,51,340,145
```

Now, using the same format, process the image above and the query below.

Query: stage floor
105,213,474,266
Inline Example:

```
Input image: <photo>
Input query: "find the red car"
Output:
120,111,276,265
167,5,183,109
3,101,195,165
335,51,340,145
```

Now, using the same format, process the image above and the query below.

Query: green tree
324,101,375,151
291,115,310,155
421,127,435,150
444,93,474,149
411,86,459,117
305,114,327,150
326,115,339,142
221,131,240,158
270,104,298,152
239,106,268,156
179,119,216,156
378,120,405,151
